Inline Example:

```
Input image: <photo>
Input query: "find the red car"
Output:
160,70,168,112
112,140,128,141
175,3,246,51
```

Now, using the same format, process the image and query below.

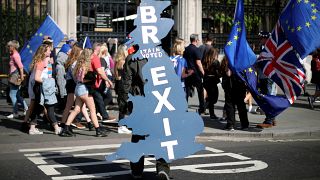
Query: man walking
184,34,205,114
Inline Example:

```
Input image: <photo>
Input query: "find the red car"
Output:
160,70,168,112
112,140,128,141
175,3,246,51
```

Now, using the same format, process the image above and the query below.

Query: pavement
0,84,319,141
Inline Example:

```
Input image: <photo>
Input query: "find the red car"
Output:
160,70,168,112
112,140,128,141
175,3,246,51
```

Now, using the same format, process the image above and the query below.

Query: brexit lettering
151,66,178,159
107,0,204,164
140,6,160,44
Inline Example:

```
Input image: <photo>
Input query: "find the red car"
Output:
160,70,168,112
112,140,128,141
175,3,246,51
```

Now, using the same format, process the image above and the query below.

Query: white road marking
21,144,268,179
19,144,121,153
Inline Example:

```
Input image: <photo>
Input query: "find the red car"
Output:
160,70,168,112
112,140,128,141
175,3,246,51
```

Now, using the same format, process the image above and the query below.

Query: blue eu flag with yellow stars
225,0,291,118
224,0,256,72
279,0,320,59
20,15,65,72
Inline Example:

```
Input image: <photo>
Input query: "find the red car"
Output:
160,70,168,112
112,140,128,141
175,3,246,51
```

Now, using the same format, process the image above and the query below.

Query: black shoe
87,122,94,131
96,127,108,137
240,126,249,131
197,108,205,115
210,114,219,120
224,125,234,131
20,122,30,133
308,96,314,109
59,125,75,137
59,123,65,128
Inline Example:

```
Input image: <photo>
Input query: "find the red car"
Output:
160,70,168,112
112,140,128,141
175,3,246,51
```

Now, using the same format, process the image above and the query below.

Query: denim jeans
9,83,28,114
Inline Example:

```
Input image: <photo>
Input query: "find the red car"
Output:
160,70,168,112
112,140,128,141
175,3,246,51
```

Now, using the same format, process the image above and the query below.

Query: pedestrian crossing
19,144,268,179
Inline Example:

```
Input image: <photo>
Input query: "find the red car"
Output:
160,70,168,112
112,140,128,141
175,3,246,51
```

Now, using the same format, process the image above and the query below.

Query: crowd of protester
5,33,320,138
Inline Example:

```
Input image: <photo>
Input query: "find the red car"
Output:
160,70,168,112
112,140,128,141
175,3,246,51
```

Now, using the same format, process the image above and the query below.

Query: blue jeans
9,84,28,114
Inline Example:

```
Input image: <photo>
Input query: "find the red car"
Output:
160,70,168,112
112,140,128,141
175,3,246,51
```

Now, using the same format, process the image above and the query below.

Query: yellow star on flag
29,50,32,53
39,33,43,36
311,3,315,7
237,27,242,32
311,15,317,20
304,0,309,4
227,41,232,46
291,28,295,32
234,35,238,40
35,33,38,36
236,21,240,25
27,45,30,49
306,22,311,27
248,68,253,73
297,0,302,3
297,26,302,31
312,9,318,14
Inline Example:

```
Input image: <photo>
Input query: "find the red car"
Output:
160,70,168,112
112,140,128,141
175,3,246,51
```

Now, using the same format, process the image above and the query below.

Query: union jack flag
257,22,306,104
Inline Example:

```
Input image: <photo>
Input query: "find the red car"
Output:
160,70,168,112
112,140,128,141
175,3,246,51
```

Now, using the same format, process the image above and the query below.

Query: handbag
8,71,21,86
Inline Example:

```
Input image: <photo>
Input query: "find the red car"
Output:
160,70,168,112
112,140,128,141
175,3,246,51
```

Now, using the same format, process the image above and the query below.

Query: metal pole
31,0,35,34
15,0,18,40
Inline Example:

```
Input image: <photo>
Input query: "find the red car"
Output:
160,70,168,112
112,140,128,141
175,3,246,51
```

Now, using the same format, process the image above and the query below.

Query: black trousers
91,88,110,119
115,80,128,120
185,76,205,112
29,83,57,125
224,87,249,128
203,81,219,117
130,135,170,176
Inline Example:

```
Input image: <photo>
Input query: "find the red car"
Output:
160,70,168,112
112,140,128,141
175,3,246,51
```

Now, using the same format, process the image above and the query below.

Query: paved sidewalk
0,84,319,140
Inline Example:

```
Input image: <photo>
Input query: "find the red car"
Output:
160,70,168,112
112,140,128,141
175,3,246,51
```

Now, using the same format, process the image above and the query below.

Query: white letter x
152,87,176,114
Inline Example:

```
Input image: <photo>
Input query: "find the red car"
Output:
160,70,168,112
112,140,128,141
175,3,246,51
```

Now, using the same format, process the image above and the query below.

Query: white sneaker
55,127,62,135
7,113,19,119
118,126,132,134
158,171,170,180
29,128,43,135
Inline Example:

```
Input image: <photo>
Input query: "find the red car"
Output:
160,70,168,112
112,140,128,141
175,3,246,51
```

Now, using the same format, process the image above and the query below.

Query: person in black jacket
308,49,320,109
220,56,249,130
121,45,170,179
202,47,221,119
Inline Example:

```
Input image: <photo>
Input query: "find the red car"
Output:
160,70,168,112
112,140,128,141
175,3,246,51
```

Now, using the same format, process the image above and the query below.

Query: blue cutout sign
107,0,204,163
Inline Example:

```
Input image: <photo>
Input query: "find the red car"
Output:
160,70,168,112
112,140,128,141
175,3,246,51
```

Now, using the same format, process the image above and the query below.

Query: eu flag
279,0,320,58
238,67,291,118
20,15,65,72
225,0,291,118
82,36,92,49
224,0,256,72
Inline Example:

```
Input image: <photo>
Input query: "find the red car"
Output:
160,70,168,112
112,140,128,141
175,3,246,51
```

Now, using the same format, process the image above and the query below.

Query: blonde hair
172,38,185,56
73,49,91,77
7,40,20,49
99,43,110,58
29,44,50,71
65,45,82,69
115,44,128,70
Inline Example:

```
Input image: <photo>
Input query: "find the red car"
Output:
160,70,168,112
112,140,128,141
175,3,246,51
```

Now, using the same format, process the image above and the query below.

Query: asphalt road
1,137,320,180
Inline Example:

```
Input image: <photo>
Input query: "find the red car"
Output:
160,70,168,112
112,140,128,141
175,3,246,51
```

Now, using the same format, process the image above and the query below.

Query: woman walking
60,45,92,129
28,44,61,135
7,40,28,118
60,49,107,137
202,47,221,120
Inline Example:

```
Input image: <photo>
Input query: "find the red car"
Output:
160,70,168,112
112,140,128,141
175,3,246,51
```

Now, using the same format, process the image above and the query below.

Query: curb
197,130,320,140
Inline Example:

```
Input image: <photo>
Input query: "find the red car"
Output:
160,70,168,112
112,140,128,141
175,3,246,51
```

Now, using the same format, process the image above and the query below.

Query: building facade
1,0,286,71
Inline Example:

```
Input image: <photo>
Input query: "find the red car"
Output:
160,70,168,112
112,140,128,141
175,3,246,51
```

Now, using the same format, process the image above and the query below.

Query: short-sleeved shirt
170,55,188,87
28,58,49,99
90,53,102,89
170,55,187,78
183,44,202,78
9,51,23,73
